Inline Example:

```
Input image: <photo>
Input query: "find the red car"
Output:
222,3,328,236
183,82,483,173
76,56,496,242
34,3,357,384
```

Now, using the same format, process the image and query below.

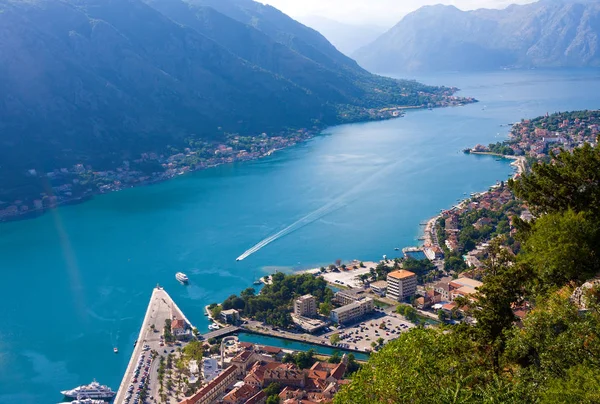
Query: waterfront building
369,280,387,296
424,246,444,261
330,298,374,325
293,294,317,317
220,309,240,325
386,270,417,301
334,289,367,305
171,318,192,340
179,365,238,404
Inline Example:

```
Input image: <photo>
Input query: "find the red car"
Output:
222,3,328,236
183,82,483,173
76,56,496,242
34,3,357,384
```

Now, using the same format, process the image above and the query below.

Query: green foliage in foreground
336,140,600,403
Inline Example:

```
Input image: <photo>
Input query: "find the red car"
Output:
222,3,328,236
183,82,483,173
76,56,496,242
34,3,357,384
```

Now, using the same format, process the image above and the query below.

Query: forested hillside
0,0,461,212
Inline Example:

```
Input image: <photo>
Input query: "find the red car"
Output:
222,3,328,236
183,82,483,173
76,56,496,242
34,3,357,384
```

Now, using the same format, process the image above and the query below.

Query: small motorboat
113,347,118,354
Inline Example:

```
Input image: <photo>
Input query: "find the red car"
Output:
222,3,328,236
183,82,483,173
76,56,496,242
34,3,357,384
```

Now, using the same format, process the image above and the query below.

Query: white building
387,270,417,301
294,294,317,317
330,298,374,325
202,357,221,382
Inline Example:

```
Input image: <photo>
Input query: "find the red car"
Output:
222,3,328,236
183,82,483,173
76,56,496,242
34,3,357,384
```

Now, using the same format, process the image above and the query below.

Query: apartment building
387,270,417,301
330,298,374,325
294,294,317,317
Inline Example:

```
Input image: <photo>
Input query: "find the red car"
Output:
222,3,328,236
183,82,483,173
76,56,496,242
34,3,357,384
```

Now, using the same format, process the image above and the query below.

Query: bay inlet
1,69,600,403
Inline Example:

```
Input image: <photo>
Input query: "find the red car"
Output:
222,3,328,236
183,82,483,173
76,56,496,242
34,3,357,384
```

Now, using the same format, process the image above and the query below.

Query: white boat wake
236,197,348,261
236,154,416,261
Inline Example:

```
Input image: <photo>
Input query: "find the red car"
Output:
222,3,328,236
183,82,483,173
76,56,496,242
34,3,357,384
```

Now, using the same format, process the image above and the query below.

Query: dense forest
335,142,600,403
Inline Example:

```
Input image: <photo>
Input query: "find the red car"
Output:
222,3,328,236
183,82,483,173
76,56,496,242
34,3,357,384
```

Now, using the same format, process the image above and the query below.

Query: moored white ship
176,272,189,283
58,398,108,404
60,380,115,399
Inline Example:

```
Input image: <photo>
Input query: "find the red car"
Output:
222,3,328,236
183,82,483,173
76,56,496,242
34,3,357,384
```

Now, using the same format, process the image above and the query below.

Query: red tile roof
232,350,254,363
179,365,237,404
245,390,267,404
223,383,259,403
330,362,346,380
171,318,186,330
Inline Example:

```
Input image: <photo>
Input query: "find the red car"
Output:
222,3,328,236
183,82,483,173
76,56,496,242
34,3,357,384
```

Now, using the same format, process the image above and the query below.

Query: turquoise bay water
1,69,599,403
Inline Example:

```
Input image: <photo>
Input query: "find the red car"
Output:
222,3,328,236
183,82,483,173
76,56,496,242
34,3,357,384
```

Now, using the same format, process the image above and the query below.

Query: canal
237,333,371,361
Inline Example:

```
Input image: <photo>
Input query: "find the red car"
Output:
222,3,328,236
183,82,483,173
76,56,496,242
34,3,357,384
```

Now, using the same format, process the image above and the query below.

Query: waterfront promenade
113,287,191,404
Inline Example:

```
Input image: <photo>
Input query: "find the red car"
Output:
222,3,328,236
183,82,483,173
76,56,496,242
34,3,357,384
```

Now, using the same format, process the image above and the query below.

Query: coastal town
0,94,476,221
0,96,474,223
54,108,600,404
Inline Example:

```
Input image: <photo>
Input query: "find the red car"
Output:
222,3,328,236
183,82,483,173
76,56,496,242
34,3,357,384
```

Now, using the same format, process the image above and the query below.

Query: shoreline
0,100,475,225
418,151,525,254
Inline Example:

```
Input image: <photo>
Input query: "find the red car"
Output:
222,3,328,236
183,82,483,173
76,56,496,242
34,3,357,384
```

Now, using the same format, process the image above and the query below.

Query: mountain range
354,0,600,73
0,0,455,203
298,15,387,55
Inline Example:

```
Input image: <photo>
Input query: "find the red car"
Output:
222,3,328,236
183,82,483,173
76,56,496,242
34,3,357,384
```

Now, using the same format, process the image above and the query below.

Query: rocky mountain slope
354,0,600,73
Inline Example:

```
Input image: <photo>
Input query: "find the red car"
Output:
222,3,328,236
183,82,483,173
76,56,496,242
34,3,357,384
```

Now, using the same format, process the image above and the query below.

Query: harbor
113,287,193,404
2,69,590,402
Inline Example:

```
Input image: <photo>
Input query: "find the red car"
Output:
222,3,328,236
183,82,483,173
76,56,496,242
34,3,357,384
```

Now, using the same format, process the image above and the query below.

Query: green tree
328,352,341,364
397,305,417,322
266,396,280,404
210,305,222,319
437,310,447,322
240,287,256,300
294,349,316,369
182,340,203,362
520,210,600,289
509,142,600,216
330,333,341,345
334,328,518,403
540,365,600,403
319,302,332,316
264,382,281,397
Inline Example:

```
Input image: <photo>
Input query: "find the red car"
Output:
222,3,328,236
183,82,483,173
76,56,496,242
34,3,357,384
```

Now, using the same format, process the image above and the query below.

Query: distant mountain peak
353,0,600,73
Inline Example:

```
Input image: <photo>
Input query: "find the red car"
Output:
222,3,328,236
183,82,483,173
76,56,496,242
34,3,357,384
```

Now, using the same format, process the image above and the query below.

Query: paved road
202,326,240,340
114,287,189,404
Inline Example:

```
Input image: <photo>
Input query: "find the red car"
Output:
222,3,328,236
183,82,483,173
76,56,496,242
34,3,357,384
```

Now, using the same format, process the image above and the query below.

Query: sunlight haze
259,0,538,25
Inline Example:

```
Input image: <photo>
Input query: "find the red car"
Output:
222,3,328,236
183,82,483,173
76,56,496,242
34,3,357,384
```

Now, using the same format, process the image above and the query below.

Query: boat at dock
176,272,189,284
60,380,116,399
58,398,108,404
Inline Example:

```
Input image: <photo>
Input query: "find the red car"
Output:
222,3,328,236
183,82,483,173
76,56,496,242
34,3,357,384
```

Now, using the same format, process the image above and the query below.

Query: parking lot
324,310,415,352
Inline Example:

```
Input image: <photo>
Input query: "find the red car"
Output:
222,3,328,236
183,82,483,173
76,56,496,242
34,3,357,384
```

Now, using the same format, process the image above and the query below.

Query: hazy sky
259,0,538,26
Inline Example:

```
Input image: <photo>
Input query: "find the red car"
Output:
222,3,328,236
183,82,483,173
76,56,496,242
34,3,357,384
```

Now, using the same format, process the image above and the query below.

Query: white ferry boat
58,398,108,404
60,380,116,399
176,272,189,283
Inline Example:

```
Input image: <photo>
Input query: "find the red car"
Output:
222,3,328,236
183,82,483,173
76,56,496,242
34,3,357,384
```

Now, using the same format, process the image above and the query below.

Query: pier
113,287,192,404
